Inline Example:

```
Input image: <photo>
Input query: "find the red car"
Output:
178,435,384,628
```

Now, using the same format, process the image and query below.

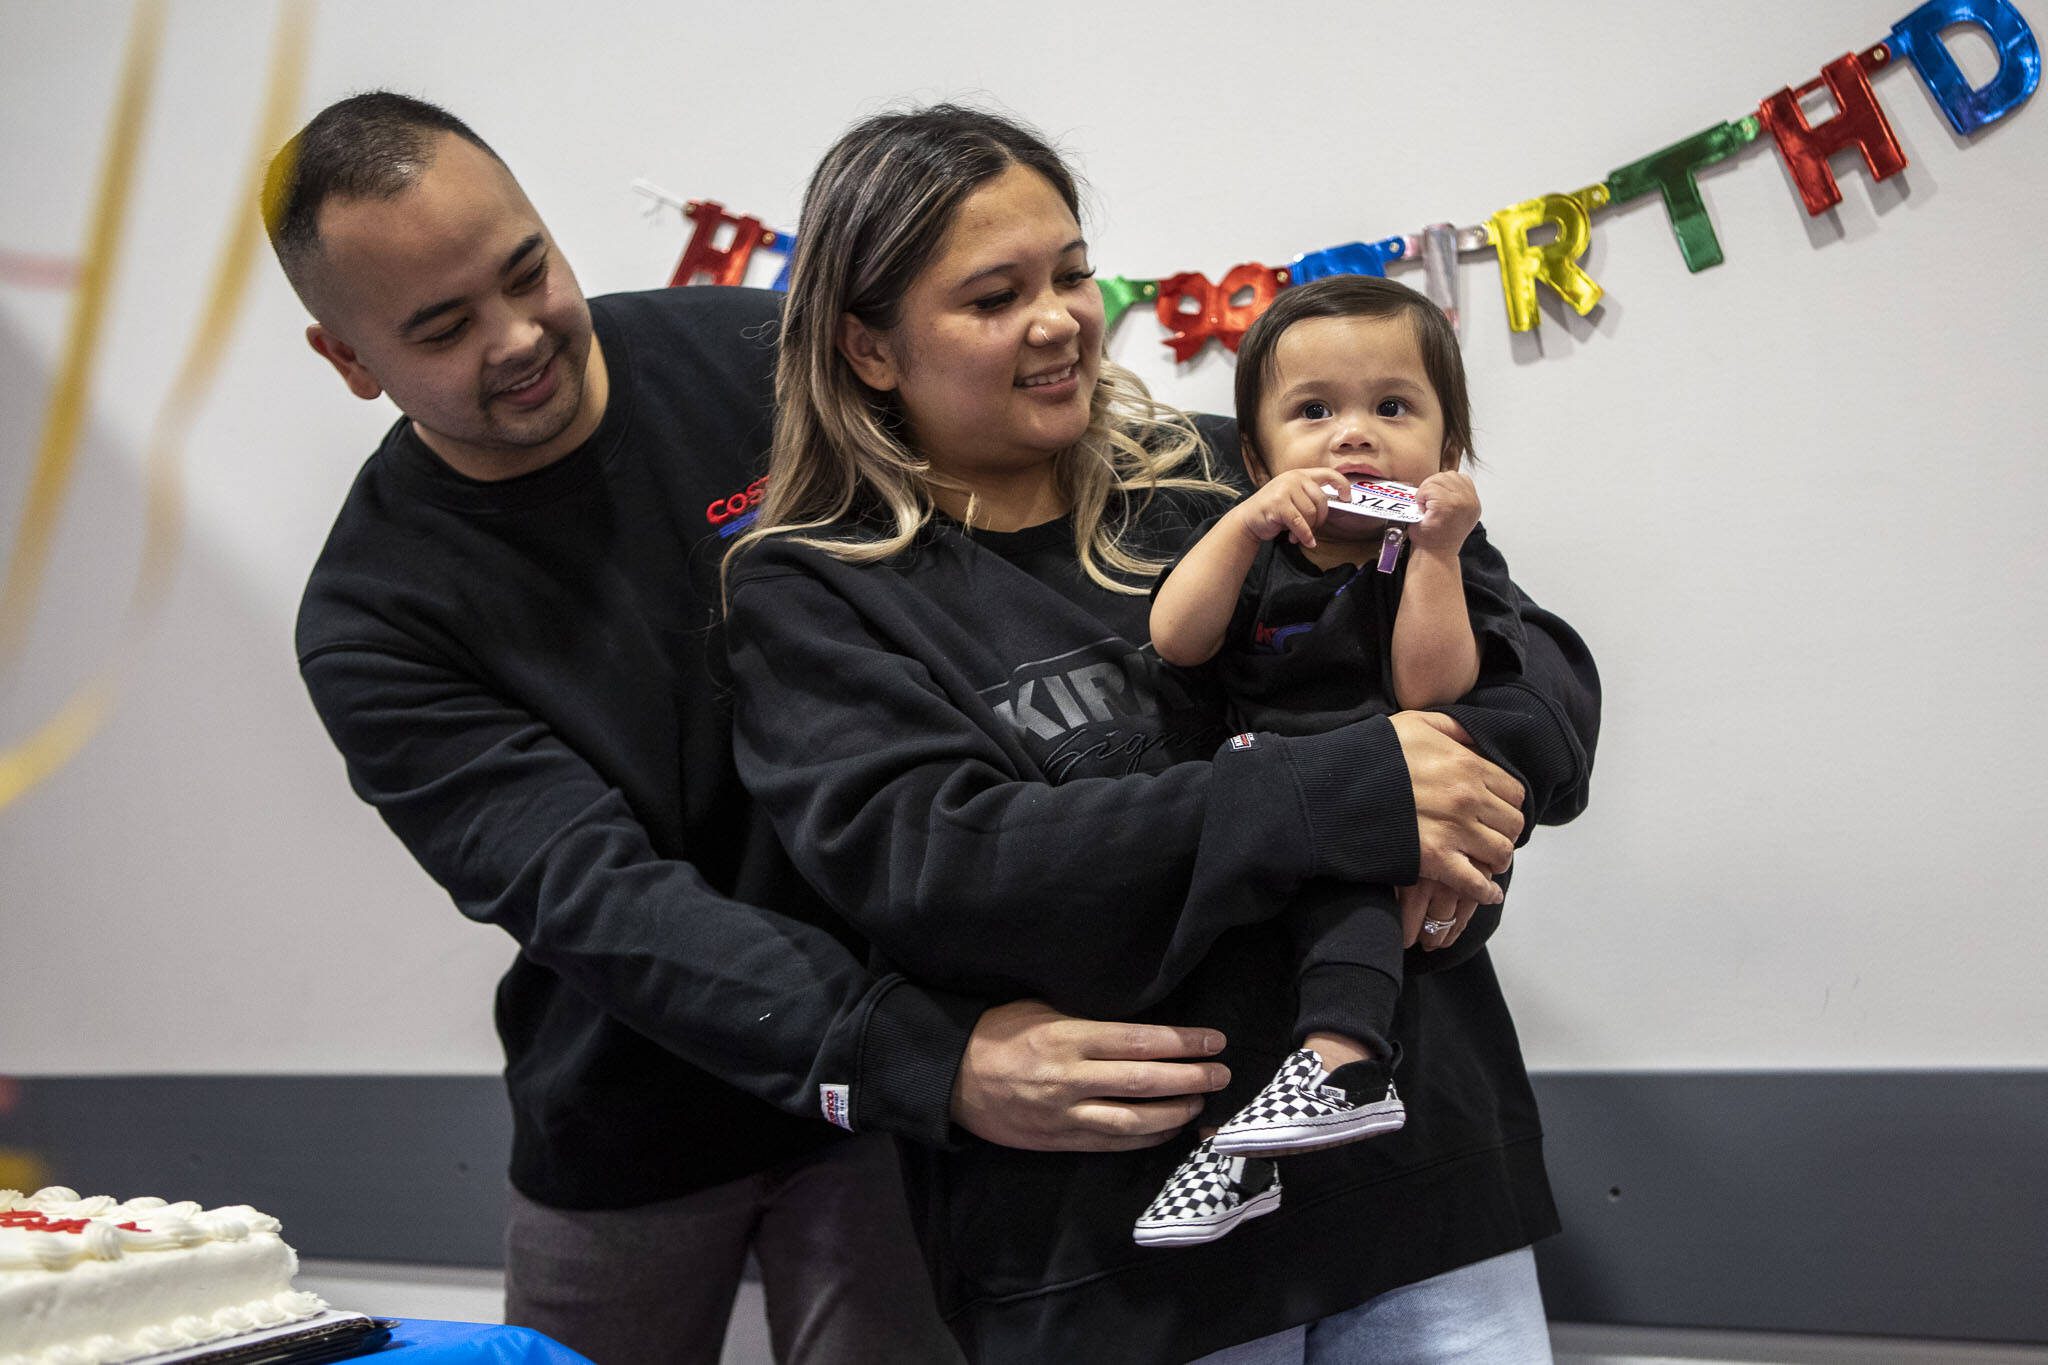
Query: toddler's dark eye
1376,398,1409,418
1300,400,1331,420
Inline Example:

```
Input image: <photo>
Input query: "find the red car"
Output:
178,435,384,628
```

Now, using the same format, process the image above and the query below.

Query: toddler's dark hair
1234,275,1472,477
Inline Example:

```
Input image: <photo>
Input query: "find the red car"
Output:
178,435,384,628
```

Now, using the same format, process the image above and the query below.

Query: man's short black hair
262,91,499,300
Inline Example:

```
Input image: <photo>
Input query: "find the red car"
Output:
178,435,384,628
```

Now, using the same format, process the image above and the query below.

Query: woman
726,105,1597,1363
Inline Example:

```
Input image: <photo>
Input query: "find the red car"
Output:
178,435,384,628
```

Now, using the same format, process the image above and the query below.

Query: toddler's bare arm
1391,471,1483,707
1151,468,1346,667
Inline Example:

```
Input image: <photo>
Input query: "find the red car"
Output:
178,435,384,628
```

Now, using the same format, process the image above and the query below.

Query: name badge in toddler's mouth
1323,480,1422,523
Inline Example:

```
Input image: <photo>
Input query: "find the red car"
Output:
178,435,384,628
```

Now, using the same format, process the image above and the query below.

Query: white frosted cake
0,1187,326,1365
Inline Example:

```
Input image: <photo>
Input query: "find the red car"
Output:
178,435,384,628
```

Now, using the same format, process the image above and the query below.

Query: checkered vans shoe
1131,1137,1281,1247
1210,1048,1406,1157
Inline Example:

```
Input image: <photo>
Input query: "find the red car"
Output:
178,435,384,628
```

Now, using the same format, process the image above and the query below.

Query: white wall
4,0,2044,1075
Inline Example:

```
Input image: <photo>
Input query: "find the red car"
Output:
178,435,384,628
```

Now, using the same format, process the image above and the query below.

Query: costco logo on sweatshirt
706,475,769,537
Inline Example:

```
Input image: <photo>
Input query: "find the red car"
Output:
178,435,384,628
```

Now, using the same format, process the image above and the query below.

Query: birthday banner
655,0,2038,353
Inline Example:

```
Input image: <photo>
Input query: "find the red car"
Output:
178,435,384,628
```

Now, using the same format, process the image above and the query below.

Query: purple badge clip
1377,526,1405,574
1322,480,1420,574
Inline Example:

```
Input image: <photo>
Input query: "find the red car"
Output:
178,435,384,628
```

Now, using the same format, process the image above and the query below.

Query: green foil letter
1607,118,1758,273
1097,276,1158,334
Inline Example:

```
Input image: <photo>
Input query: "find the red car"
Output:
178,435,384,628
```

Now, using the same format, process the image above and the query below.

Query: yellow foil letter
1486,186,1607,332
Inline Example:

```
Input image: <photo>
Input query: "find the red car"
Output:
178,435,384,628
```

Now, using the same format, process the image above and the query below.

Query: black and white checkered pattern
1131,1138,1281,1247
1210,1048,1406,1157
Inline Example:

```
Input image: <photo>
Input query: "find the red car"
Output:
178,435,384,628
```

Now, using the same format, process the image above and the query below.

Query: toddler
1134,275,1528,1246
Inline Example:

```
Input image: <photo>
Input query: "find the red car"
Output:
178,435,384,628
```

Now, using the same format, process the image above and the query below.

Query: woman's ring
1422,918,1455,935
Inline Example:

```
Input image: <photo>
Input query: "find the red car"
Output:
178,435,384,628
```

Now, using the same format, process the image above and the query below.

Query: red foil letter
1155,272,1218,362
1757,47,1908,217
1215,264,1286,353
668,201,780,288
1154,266,1287,361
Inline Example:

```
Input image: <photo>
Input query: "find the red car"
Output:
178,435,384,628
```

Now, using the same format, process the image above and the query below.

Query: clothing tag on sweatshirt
820,1083,853,1131
1324,479,1423,523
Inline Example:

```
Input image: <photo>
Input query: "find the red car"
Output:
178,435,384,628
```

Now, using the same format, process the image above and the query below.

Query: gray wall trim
4,1071,2044,1341
0,1076,512,1266
1533,1070,2048,1344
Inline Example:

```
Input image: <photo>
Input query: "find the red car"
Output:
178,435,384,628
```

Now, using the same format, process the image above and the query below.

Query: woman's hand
950,999,1230,1152
1388,710,1523,905
1399,878,1480,950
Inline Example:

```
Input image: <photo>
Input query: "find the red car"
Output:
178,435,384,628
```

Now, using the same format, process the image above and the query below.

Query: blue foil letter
1289,237,1406,283
1889,0,2041,135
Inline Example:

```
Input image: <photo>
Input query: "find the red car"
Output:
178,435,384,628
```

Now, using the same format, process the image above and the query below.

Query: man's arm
300,642,1224,1147
953,1001,1230,1151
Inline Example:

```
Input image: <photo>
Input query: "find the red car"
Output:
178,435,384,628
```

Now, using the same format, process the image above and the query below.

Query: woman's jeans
1190,1246,1552,1365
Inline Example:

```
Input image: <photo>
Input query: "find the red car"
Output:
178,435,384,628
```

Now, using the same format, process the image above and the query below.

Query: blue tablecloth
363,1319,594,1363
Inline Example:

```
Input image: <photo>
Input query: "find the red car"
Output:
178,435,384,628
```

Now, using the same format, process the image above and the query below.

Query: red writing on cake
0,1211,143,1233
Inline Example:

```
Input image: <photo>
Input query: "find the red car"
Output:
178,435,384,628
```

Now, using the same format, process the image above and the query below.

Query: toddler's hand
1408,471,1480,553
1231,467,1348,550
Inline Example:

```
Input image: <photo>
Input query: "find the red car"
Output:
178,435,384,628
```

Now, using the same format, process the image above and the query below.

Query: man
264,92,1232,1364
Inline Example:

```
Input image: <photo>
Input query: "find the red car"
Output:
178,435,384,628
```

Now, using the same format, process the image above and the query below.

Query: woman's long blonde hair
729,104,1233,594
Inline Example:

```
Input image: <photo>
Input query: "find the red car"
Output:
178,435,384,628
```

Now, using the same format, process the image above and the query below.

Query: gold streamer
0,0,164,666
134,0,311,614
0,679,113,811
0,3,314,813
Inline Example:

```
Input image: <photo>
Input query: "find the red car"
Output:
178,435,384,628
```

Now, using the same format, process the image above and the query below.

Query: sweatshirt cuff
1273,715,1420,886
852,975,983,1148
1442,684,1584,836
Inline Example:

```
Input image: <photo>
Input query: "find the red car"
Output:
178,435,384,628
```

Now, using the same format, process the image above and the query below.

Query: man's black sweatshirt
296,287,979,1209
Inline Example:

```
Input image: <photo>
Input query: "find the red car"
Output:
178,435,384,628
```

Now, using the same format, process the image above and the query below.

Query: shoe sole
1131,1184,1283,1247
1210,1108,1407,1158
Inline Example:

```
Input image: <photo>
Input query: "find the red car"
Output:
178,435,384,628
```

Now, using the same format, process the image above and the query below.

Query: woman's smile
838,161,1105,520
1017,361,1080,393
